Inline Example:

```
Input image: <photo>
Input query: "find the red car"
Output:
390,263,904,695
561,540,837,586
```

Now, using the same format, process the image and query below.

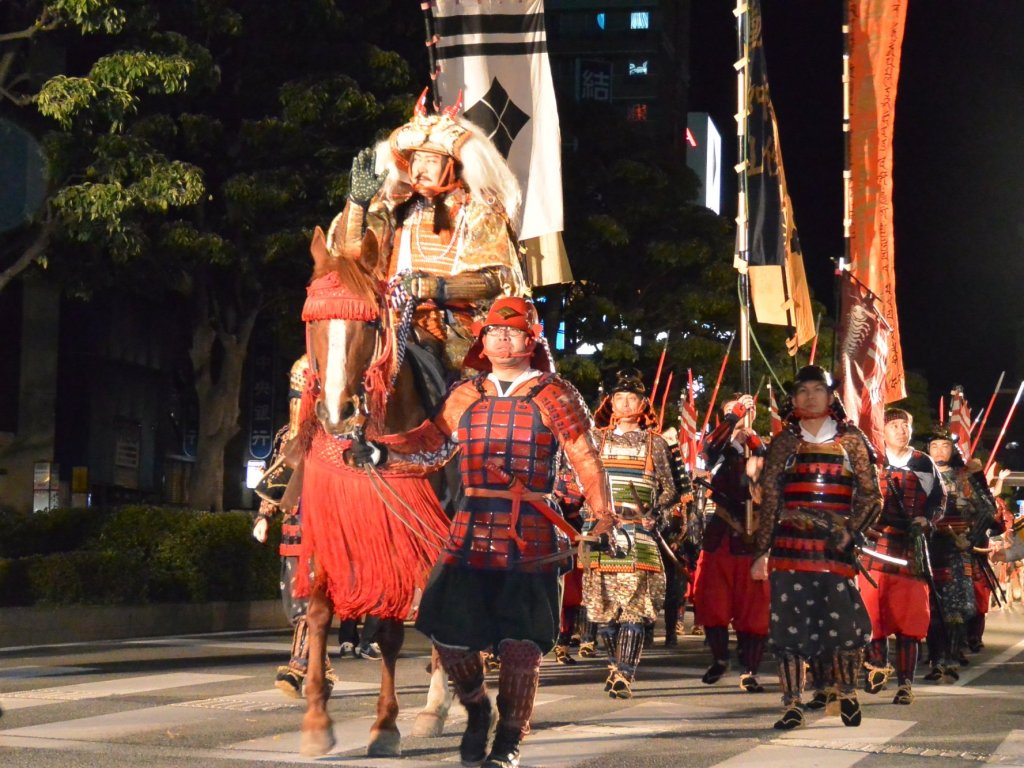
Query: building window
630,11,650,30
628,60,649,76
628,103,648,122
596,12,606,30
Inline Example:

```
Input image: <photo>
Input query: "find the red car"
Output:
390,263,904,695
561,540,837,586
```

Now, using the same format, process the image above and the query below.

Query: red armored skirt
299,431,450,620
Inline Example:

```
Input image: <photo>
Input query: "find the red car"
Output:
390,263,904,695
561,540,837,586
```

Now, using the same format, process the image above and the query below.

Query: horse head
303,225,390,438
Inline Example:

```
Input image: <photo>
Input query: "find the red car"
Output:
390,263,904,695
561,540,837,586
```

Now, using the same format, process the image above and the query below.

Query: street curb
0,600,289,648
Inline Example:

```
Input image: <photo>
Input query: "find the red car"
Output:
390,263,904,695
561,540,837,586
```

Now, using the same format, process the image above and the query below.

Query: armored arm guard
841,427,883,533
438,267,508,302
535,377,612,522
752,430,795,558
650,433,682,524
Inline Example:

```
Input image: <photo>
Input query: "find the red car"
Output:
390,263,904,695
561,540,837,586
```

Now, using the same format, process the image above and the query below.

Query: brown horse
296,226,451,756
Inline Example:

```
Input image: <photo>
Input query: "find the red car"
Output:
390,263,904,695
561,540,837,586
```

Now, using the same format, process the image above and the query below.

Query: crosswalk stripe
0,671,247,711
221,691,569,760
0,665,97,680
993,729,1024,765
713,716,915,767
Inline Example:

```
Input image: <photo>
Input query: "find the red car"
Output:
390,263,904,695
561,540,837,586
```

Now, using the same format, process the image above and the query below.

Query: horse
294,225,454,756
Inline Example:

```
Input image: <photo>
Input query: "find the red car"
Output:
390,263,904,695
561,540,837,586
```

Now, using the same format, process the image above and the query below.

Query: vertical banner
248,335,275,461
848,0,908,401
837,272,891,459
744,0,816,355
432,0,571,286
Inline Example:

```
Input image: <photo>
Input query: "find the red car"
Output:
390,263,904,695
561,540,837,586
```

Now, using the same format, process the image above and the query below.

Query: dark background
688,1,1024,439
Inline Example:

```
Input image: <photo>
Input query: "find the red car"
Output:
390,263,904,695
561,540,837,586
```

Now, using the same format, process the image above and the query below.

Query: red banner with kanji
848,0,908,402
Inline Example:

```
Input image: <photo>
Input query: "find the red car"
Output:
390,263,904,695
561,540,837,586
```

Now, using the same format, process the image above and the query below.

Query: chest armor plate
782,439,855,513
459,394,556,492
881,466,926,527
600,434,657,515
402,205,460,275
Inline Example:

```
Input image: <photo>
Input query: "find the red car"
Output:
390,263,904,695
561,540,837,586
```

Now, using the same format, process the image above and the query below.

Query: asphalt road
3,609,1024,767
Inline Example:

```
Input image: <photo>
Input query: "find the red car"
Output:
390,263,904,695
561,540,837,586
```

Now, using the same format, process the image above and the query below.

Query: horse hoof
367,727,402,757
411,711,447,738
299,728,336,757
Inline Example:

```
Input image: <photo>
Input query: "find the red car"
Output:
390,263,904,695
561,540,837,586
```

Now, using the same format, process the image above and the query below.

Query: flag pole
735,0,752,399
657,372,674,433
649,335,670,407
808,311,823,365
984,380,1024,476
419,2,441,106
699,333,735,438
970,370,1006,457
835,1,853,375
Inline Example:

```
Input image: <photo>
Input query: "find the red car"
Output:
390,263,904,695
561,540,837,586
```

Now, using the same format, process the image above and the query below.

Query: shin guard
776,652,806,706
289,617,310,672
435,641,487,705
495,639,543,740
597,623,619,665
835,648,865,694
895,635,919,686
615,623,645,681
808,652,835,692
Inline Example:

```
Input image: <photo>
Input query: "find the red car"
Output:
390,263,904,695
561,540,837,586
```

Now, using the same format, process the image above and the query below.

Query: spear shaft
970,371,1006,457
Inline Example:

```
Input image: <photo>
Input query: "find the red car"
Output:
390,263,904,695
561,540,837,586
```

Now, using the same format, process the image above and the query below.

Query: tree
553,103,805,431
0,0,206,293
34,1,419,510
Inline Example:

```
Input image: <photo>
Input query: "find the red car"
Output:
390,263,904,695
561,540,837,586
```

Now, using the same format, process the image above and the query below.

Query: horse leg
299,585,336,756
367,617,403,757
411,645,454,737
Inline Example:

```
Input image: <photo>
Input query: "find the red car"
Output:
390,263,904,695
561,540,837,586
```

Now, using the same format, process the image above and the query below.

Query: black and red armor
772,440,858,577
700,412,765,555
869,449,945,578
441,373,591,573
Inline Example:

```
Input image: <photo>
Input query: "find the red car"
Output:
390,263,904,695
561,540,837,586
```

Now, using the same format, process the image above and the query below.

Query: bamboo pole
984,380,1024,476
970,370,1006,457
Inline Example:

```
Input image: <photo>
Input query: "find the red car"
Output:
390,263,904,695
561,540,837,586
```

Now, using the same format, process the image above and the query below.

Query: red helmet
463,297,554,373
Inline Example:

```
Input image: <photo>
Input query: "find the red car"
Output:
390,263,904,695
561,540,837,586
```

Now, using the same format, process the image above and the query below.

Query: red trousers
692,545,769,634
858,570,930,640
973,570,991,616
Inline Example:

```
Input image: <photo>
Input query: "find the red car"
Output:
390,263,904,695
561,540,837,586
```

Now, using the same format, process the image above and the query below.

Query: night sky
688,2,1024,428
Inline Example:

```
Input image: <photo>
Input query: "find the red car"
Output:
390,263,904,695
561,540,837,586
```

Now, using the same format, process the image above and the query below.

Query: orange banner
848,0,907,402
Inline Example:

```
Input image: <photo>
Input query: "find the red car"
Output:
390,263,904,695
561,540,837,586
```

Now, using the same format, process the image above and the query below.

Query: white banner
433,0,565,258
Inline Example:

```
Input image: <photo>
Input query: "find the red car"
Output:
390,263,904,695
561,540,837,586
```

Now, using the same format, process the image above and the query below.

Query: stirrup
839,693,862,727
773,705,804,730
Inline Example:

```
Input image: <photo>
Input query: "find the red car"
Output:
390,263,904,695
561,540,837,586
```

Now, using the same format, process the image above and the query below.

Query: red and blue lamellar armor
434,372,608,573
868,450,945,578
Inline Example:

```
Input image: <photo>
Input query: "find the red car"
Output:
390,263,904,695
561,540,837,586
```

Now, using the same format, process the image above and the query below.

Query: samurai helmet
388,88,471,171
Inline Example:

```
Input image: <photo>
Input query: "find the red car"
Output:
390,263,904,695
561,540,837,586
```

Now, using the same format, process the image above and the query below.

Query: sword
857,545,909,568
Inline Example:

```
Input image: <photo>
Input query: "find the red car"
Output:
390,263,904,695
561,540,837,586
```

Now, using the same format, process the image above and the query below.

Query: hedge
0,506,280,606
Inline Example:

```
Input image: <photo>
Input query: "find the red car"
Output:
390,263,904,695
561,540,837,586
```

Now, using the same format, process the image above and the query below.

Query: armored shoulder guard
531,374,593,444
